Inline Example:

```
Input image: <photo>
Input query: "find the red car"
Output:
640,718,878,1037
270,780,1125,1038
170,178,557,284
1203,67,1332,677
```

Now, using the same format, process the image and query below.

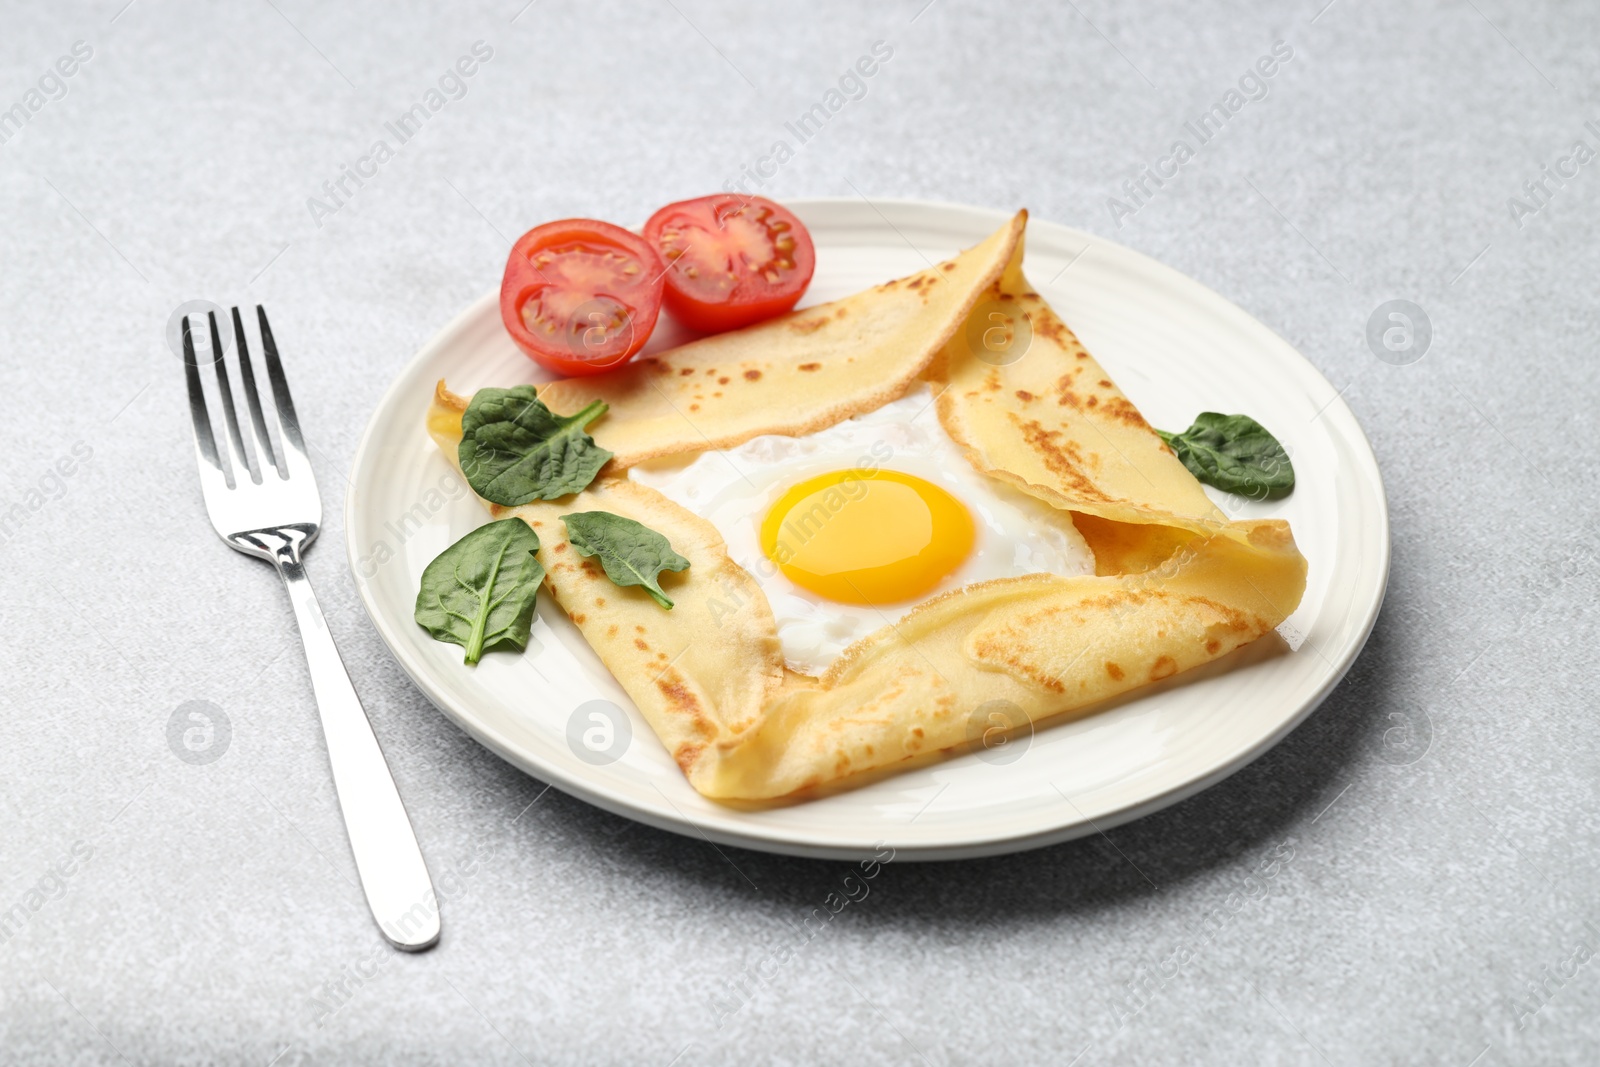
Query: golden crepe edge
443,210,1028,470
425,213,1308,801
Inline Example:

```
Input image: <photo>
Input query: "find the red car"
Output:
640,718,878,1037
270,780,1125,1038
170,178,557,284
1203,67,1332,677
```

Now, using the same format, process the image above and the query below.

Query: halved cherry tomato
643,195,815,333
500,219,665,376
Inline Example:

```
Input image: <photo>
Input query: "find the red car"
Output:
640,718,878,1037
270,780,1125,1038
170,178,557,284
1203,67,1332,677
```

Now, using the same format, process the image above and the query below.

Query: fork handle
258,526,440,951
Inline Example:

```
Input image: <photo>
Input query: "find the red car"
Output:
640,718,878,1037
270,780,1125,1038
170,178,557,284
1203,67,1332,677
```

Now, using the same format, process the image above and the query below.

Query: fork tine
231,306,281,479
208,311,255,483
183,316,225,476
256,306,310,471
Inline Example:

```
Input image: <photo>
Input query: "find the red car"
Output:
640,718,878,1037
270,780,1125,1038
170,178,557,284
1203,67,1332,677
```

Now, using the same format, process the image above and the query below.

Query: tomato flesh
500,219,665,376
644,195,815,333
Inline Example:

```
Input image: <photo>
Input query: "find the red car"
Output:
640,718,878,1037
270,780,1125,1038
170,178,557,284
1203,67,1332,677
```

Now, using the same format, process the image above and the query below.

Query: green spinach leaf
1157,413,1295,499
414,518,545,664
459,385,611,505
561,511,690,610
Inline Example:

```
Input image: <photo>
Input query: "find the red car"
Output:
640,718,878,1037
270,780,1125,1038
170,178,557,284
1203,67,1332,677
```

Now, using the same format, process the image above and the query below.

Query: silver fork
182,307,439,951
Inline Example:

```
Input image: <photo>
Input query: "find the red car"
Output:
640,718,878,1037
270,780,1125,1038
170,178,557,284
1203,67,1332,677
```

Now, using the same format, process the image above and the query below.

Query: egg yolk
759,469,976,605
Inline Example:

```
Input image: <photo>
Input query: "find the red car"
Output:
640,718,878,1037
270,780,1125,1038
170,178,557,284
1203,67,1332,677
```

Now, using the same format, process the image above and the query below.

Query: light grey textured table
2,1,1594,1063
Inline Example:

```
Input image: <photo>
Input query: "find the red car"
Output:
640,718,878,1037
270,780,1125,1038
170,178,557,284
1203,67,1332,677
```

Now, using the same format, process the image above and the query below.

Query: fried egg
629,385,1097,674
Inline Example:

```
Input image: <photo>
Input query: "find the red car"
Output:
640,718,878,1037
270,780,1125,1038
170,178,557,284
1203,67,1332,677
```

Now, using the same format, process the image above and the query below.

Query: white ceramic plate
345,199,1388,861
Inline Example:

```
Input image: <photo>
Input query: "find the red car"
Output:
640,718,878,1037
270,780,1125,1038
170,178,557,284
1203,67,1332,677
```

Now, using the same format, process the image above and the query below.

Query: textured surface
0,1,1594,1064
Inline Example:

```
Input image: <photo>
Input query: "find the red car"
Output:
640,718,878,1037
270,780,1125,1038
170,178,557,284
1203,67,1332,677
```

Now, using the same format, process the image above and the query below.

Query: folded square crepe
428,212,1307,801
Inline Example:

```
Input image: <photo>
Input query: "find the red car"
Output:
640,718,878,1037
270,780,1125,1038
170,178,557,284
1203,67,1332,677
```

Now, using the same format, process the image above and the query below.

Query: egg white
628,384,1097,675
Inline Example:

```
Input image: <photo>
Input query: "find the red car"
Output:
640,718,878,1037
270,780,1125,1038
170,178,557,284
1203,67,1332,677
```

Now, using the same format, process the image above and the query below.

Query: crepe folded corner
427,212,1307,801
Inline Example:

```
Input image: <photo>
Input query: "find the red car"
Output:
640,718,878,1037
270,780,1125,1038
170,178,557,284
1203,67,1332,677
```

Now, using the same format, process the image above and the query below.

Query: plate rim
344,197,1391,861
